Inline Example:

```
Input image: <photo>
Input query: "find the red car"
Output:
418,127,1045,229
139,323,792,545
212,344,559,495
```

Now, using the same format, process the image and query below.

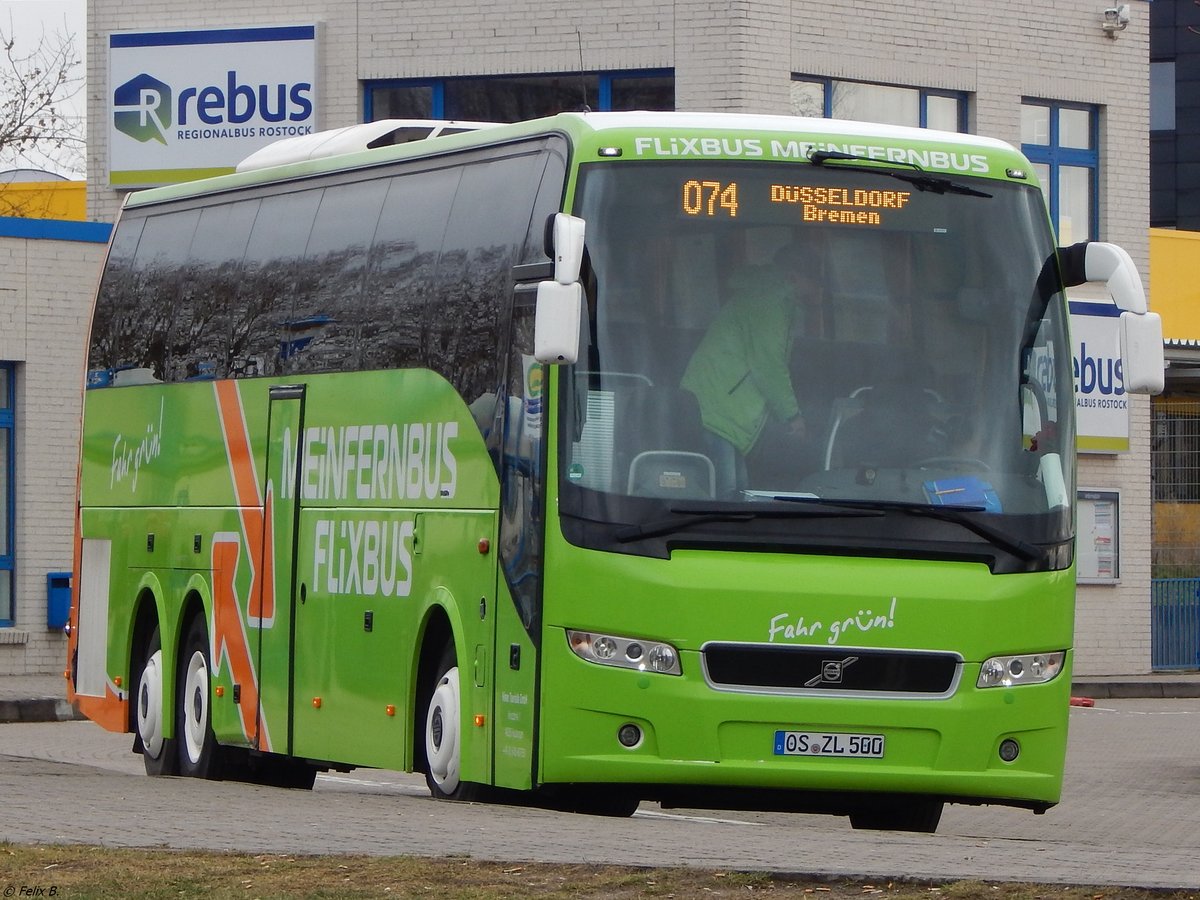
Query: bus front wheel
135,627,178,777
422,645,480,802
176,615,223,779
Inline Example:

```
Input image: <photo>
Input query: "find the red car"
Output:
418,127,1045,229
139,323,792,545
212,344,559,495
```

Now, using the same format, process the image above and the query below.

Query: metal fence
1150,578,1200,670
1151,398,1200,670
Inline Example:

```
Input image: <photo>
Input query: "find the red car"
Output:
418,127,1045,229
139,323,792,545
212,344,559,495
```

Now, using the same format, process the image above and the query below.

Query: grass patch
0,844,1195,900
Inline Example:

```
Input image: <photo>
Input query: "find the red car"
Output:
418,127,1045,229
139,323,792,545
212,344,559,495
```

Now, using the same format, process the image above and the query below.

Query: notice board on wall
1077,488,1120,583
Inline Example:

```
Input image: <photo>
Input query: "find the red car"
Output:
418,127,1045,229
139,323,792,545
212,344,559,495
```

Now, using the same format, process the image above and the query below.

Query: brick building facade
0,0,1155,674
0,219,110,675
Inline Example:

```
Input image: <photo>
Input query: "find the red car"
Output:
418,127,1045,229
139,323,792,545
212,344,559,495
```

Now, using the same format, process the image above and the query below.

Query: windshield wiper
909,505,1044,561
807,149,992,198
771,495,1043,561
614,501,883,543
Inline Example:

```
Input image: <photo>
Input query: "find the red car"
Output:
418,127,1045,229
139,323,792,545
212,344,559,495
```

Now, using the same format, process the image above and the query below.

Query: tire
422,644,481,801
135,627,178,777
176,615,224,779
849,800,943,833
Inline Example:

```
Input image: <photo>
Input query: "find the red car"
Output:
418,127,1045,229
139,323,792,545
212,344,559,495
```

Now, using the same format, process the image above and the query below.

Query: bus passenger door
254,384,306,756
491,308,545,790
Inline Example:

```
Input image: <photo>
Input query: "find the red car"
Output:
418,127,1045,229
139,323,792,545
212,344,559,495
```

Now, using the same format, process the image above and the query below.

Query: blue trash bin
46,572,71,630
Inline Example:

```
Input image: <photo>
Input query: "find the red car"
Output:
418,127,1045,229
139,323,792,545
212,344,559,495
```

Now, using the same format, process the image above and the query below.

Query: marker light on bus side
976,652,1065,688
568,630,683,675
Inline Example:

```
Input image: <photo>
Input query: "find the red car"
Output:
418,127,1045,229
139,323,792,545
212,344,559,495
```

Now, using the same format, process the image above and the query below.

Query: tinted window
520,150,566,264
89,142,560,393
88,217,146,383
175,200,259,381
241,190,323,376
281,180,387,374
362,165,461,372
90,211,202,384
431,153,544,408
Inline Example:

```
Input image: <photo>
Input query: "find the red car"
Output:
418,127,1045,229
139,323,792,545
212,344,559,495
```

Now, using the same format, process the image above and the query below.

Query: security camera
1102,4,1130,35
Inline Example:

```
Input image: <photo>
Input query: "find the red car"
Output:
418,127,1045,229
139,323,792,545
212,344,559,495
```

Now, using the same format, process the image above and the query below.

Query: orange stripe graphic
212,381,277,751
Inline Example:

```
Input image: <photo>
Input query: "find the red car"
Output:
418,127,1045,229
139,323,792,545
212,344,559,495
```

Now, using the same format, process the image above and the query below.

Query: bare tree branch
0,13,85,189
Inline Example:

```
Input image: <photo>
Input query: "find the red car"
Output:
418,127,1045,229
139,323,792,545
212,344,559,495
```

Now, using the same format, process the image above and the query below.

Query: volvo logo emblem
805,655,859,687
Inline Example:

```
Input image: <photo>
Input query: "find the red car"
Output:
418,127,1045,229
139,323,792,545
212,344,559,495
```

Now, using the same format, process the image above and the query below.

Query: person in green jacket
681,261,807,496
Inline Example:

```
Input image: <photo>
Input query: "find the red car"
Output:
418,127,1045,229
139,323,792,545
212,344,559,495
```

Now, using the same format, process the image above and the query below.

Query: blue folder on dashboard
922,476,1002,513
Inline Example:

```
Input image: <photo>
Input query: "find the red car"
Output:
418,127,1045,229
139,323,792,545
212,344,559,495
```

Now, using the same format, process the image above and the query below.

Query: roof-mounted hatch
235,119,500,172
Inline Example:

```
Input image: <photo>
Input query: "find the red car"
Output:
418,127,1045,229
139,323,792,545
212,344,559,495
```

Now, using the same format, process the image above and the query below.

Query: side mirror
547,213,586,285
1120,310,1165,394
534,213,586,364
1059,241,1164,395
534,281,582,364
1082,242,1146,314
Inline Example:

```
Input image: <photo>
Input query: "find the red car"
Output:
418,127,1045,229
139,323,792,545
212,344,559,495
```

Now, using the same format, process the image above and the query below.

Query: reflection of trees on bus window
364,166,459,372
87,141,565,454
186,200,261,380
430,153,545,408
282,180,387,375
242,190,323,378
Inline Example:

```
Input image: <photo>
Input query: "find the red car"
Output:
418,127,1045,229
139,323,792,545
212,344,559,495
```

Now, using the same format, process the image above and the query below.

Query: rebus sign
109,25,318,187
1071,302,1130,453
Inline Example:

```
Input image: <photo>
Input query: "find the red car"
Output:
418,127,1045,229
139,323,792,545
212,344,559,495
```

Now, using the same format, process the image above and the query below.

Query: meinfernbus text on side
66,112,1164,832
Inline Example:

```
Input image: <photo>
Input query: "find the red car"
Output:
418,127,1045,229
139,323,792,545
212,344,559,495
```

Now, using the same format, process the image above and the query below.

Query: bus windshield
559,160,1074,565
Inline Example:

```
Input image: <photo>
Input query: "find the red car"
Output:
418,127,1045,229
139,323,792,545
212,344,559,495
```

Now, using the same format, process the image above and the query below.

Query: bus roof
123,111,1031,209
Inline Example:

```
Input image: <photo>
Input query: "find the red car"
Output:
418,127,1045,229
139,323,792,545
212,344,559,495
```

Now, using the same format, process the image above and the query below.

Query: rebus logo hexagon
114,73,172,145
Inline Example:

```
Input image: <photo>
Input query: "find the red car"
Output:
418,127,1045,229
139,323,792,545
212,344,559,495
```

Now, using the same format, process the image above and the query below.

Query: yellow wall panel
1150,228,1200,342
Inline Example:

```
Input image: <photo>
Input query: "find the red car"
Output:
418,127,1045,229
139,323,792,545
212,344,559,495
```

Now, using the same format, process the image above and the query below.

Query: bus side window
363,166,461,373
288,181,388,374
181,200,260,381
519,149,566,266
433,152,546,431
242,190,325,377
111,210,201,384
88,217,146,386
500,313,545,633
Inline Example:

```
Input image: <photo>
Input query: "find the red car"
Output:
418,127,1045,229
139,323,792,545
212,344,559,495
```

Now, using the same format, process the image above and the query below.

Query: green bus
67,112,1163,832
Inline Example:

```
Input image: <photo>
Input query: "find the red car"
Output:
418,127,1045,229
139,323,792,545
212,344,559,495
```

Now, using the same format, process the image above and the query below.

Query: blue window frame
790,76,968,132
1021,100,1099,243
1,363,13,626
364,69,674,123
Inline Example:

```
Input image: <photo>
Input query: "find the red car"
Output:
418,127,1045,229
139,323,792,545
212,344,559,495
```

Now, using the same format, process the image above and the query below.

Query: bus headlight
567,630,682,676
977,652,1065,688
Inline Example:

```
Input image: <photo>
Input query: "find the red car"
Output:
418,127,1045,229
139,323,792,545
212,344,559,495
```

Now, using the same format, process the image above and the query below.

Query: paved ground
1,699,1199,889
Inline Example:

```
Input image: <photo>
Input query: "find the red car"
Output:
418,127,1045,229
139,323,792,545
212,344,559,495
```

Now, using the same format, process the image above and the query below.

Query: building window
365,70,674,123
790,77,967,132
1,364,13,626
1021,100,1098,244
1150,61,1176,133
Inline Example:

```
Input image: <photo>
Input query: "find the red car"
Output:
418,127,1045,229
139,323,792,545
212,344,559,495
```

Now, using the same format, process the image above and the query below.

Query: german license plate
774,730,885,758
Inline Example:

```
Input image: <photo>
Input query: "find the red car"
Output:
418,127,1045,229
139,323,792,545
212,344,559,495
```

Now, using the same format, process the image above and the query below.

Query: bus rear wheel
422,645,480,802
849,800,943,833
176,615,223,779
135,627,178,776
